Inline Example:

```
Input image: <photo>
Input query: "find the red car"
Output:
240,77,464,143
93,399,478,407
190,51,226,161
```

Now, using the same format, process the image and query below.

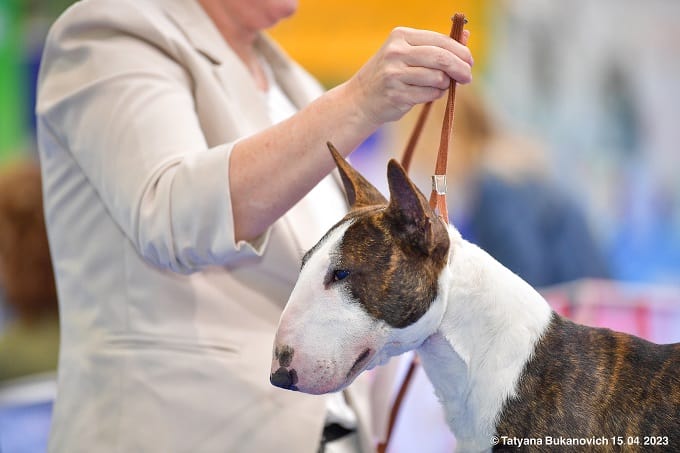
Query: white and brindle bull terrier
270,143,680,452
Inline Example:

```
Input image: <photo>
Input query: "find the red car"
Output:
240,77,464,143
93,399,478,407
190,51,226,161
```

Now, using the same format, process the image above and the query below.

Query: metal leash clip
431,174,447,195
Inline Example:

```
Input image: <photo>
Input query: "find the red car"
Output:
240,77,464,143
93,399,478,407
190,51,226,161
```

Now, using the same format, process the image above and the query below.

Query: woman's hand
345,27,473,127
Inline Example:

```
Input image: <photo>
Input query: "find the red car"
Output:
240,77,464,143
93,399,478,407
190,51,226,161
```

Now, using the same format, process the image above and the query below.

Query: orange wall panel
269,0,487,84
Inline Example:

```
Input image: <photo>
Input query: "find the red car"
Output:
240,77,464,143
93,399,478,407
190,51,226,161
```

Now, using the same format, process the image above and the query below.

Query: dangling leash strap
399,102,432,174
378,13,467,453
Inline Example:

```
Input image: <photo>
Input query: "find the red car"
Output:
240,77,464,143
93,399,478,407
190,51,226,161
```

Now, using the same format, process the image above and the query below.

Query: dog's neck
416,226,553,452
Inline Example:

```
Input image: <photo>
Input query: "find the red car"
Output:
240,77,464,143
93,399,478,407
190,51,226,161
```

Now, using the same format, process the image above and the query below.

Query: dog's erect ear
328,142,387,209
386,159,447,256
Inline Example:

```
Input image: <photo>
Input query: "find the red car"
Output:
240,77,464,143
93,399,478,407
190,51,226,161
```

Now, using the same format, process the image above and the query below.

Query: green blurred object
0,316,60,381
0,0,26,163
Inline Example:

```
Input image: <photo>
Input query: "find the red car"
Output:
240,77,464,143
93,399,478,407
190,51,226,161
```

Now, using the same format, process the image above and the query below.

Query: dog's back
494,313,680,451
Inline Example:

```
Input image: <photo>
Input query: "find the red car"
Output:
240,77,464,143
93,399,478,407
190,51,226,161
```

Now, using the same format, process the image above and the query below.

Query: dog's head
270,143,451,394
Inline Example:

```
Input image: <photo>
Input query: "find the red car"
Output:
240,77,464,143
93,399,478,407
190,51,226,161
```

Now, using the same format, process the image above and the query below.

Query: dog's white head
270,143,451,394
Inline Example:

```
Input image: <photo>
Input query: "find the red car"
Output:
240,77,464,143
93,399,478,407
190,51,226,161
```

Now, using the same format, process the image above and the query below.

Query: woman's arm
230,27,473,241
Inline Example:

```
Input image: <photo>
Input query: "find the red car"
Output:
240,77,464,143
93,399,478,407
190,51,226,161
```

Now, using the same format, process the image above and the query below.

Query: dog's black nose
270,366,299,391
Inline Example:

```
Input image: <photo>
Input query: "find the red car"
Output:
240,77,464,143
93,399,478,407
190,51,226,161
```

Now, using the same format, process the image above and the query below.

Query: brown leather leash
377,13,467,453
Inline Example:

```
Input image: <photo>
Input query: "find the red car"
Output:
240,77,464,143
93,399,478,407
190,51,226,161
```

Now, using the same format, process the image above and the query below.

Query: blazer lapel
158,0,326,131
161,0,271,133
160,0,231,65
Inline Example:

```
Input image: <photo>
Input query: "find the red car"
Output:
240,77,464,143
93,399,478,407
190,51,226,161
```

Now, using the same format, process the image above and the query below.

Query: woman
36,0,473,451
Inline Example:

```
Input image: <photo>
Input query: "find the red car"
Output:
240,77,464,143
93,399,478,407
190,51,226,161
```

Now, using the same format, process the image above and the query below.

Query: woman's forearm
229,82,374,242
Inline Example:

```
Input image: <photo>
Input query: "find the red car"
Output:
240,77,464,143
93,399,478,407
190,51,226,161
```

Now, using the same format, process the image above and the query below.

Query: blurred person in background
0,159,59,382
35,0,473,452
402,86,609,287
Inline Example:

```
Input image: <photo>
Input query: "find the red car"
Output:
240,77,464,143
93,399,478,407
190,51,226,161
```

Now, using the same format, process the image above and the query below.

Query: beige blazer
36,0,381,451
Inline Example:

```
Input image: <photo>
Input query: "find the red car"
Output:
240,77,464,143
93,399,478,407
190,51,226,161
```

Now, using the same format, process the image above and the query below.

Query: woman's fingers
460,29,471,47
380,27,473,87
398,27,474,68
401,45,472,85
399,65,452,91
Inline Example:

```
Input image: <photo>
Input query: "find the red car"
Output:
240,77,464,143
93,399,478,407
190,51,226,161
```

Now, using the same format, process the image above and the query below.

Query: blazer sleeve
36,3,270,274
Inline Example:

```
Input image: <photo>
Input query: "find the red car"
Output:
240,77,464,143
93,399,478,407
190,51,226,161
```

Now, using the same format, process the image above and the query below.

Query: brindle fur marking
494,313,680,452
328,143,450,328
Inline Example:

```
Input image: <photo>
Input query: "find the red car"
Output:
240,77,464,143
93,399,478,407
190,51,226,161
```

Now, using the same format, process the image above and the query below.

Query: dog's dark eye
332,269,350,282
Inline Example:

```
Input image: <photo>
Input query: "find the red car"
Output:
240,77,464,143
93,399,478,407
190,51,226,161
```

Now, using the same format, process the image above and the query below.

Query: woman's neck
198,0,269,91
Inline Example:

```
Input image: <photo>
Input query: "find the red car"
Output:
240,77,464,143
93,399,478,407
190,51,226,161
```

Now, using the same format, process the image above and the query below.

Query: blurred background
1,1,679,452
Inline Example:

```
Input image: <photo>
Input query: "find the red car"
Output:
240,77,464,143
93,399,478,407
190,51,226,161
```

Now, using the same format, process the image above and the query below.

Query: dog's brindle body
271,144,680,452
495,314,680,451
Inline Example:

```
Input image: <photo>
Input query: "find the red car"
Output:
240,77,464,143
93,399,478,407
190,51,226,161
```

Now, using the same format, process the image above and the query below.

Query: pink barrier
544,279,680,344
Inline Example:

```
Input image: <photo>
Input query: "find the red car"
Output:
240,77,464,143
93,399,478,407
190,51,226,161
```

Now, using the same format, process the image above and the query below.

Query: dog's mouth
346,348,373,380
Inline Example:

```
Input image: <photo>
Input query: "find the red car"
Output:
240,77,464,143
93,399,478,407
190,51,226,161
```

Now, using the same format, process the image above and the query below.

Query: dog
270,143,680,452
